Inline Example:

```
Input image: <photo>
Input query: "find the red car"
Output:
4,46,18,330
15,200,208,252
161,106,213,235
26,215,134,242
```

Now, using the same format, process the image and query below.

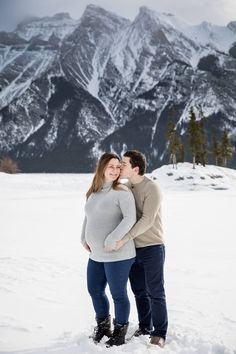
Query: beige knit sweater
122,176,164,248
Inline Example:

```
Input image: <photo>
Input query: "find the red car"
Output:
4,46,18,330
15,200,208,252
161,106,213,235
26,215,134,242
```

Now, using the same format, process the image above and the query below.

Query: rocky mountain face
0,5,236,172
15,12,79,40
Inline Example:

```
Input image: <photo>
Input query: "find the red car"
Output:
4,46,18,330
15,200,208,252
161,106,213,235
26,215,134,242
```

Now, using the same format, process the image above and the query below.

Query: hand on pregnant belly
104,244,116,252
83,243,91,252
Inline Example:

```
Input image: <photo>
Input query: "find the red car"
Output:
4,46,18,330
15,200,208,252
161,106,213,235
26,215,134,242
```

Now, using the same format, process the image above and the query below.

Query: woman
81,152,136,347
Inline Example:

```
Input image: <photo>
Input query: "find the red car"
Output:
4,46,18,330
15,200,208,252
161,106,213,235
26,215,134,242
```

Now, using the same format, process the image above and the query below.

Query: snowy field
0,163,236,354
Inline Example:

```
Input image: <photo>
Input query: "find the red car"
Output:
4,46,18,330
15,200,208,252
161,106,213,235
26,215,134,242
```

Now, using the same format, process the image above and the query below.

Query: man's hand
104,245,115,252
104,240,125,252
83,243,91,252
114,239,125,251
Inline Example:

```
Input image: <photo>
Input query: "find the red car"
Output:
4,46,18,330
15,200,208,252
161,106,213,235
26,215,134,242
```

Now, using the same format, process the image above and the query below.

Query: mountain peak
138,6,174,19
52,12,72,20
163,12,175,17
80,4,129,28
136,6,159,24
138,6,157,19
82,4,129,23
227,20,236,32
15,12,78,40
83,4,112,16
137,6,178,28
199,21,213,31
139,6,151,13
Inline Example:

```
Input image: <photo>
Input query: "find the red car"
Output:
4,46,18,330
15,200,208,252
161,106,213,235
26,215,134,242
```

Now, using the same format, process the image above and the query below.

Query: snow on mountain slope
143,9,236,53
61,5,129,95
110,6,199,84
188,21,236,52
15,13,79,41
0,50,57,110
0,44,26,72
0,33,28,72
0,5,236,172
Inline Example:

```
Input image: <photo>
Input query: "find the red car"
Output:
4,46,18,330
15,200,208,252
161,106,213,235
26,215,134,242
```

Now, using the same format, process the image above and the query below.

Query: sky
0,0,236,31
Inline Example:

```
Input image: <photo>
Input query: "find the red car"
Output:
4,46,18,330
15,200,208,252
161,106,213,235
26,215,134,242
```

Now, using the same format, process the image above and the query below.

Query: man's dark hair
123,150,147,175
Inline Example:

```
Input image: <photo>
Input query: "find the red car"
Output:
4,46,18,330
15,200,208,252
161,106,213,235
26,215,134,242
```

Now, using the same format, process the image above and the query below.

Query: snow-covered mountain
15,12,79,40
0,5,236,172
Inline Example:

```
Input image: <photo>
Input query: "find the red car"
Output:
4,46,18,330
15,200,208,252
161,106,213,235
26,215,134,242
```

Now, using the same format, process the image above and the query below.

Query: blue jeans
87,257,135,325
129,245,168,339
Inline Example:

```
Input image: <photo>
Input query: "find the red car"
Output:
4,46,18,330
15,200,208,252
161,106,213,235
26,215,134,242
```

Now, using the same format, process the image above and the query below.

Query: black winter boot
133,327,152,337
90,315,112,343
105,322,129,347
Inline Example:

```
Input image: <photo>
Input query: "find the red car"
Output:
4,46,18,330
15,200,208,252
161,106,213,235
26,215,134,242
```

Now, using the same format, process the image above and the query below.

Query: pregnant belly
85,232,106,250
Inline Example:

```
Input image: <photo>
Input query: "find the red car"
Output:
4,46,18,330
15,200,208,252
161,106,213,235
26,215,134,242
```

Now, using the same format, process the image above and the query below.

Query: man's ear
134,166,139,175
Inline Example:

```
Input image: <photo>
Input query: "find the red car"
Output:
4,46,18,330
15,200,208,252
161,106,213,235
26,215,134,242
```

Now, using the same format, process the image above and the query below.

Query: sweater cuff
122,233,132,243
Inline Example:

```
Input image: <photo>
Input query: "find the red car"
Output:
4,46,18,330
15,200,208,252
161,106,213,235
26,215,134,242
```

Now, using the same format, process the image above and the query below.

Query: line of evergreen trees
166,107,234,169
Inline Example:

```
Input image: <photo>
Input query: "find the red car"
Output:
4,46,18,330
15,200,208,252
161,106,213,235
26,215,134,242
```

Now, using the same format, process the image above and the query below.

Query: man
115,150,168,348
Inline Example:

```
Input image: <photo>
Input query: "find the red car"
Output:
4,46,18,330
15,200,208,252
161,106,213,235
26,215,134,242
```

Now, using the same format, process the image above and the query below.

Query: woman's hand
83,243,91,252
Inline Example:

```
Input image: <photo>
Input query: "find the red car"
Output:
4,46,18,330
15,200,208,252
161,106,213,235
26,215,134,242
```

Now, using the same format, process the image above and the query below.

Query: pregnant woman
81,152,136,347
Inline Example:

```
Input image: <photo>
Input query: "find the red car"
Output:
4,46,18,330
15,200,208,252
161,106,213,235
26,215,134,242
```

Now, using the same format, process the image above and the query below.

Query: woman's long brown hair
86,153,121,199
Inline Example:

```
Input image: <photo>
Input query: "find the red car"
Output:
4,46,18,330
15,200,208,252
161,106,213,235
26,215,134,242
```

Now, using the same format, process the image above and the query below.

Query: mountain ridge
0,5,235,172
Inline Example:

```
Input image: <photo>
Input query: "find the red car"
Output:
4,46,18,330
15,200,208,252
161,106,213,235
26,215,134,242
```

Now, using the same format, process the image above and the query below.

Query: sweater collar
101,181,113,191
131,176,146,189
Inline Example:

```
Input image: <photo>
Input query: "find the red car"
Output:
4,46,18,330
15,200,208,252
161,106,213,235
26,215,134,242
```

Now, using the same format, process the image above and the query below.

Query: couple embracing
81,150,168,348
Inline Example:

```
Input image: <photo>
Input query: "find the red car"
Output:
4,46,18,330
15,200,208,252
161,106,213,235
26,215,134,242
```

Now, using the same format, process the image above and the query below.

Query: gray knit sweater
81,182,136,262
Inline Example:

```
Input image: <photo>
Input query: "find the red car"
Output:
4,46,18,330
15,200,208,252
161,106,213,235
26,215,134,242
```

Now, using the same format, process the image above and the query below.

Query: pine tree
187,107,199,169
166,120,183,169
220,130,234,167
179,143,185,162
211,133,222,165
198,118,207,166
187,107,208,168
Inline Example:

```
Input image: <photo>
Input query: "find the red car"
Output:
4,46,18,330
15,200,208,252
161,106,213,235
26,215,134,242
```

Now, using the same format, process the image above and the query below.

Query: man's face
120,156,135,179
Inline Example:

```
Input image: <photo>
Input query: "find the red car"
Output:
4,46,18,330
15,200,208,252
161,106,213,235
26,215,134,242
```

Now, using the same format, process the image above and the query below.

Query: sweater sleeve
81,216,87,246
104,191,136,248
122,183,162,242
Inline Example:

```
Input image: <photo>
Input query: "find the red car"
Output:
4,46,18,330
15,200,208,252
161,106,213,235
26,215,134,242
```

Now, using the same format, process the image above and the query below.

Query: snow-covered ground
0,163,236,354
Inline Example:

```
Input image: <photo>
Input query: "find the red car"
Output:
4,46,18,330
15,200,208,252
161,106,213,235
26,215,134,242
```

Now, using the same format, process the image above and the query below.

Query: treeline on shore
166,107,234,169
0,107,235,173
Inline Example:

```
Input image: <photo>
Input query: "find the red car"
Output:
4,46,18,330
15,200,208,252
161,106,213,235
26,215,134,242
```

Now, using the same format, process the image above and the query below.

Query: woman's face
104,158,121,182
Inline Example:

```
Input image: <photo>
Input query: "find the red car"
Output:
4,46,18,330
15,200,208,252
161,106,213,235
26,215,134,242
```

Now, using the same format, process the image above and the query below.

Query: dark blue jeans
87,257,135,325
129,245,168,339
